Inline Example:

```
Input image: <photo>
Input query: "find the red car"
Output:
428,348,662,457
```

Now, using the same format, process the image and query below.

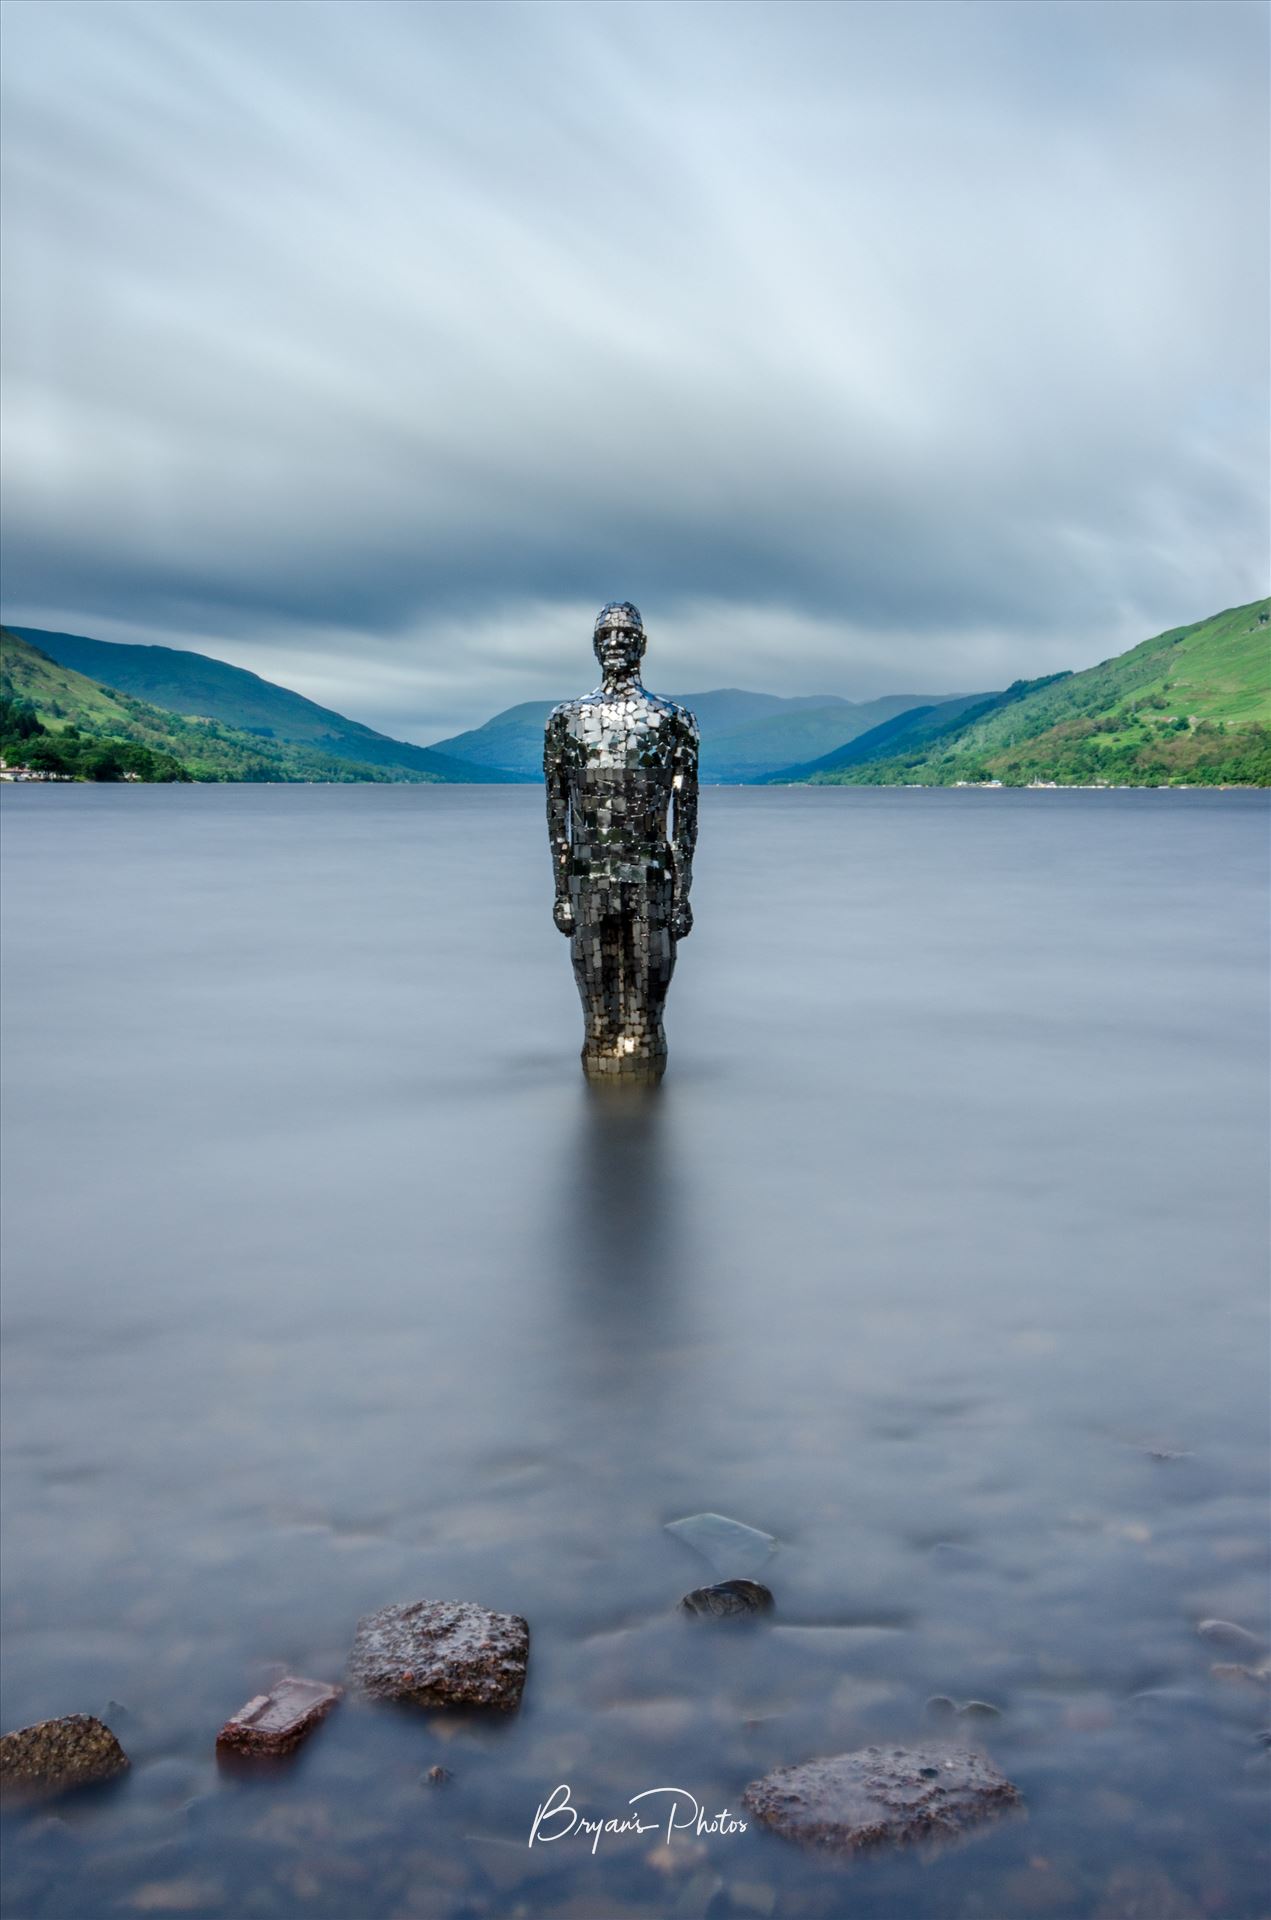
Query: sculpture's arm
670,710,699,940
543,708,574,936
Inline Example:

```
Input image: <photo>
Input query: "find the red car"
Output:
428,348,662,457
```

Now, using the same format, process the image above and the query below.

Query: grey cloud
1,0,1266,736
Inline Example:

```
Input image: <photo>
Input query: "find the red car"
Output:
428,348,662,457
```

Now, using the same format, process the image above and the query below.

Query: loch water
1,785,1267,1920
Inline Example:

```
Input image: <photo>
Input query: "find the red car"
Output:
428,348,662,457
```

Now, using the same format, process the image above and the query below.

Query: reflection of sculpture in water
545,603,699,1083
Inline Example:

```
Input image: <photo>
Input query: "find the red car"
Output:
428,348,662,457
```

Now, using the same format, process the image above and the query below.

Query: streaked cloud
2,0,1266,738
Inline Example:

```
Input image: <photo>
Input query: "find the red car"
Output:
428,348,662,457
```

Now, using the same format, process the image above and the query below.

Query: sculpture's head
594,602,646,678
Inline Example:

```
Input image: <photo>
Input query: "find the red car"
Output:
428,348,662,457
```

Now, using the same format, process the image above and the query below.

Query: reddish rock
742,1744,1021,1856
346,1598,529,1710
0,1714,130,1800
216,1676,342,1758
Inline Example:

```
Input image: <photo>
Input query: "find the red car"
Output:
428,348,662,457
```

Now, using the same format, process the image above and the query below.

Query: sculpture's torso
545,685,695,885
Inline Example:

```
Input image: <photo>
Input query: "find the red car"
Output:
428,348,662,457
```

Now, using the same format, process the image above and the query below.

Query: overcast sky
2,0,1266,740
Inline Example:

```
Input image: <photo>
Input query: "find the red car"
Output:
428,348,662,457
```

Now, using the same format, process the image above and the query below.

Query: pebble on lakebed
680,1580,774,1620
346,1598,529,1710
0,1714,130,1801
742,1744,1021,1856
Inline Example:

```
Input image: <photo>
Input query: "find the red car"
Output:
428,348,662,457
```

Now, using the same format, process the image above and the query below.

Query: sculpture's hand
553,896,575,937
671,899,693,941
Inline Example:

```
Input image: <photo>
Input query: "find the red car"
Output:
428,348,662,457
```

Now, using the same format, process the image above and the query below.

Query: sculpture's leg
571,880,674,1084
570,887,619,1079
641,875,676,1069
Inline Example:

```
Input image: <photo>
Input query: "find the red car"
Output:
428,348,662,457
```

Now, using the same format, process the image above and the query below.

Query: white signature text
529,1782,748,1853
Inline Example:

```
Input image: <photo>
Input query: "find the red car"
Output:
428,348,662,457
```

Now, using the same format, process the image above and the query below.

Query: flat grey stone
0,1714,130,1800
346,1598,529,1710
665,1513,777,1576
742,1744,1021,1855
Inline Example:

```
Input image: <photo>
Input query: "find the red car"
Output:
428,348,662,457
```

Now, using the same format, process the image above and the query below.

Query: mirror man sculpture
545,603,699,1083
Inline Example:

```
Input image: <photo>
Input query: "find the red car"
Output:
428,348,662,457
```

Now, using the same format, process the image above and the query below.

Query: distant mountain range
2,623,976,784
428,688,976,783
3,599,1267,786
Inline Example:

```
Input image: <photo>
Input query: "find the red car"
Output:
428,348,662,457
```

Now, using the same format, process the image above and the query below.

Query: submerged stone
216,1676,342,1758
1197,1620,1266,1657
0,1714,130,1800
1211,1662,1271,1689
924,1695,1002,1722
927,1542,988,1573
346,1598,529,1710
665,1513,777,1576
680,1580,774,1620
1130,1686,1207,1719
742,1744,1021,1856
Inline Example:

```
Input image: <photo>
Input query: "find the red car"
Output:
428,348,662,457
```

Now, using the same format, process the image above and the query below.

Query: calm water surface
1,786,1268,1920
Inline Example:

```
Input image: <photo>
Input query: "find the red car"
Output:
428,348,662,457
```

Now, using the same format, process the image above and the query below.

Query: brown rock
215,1676,342,1758
0,1713,130,1800
741,1744,1020,1855
346,1598,529,1710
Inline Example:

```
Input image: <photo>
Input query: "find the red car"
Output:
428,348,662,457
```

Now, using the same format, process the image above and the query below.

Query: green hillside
787,599,1271,787
10,626,528,784
430,687,968,782
1,630,464,782
756,686,1020,782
